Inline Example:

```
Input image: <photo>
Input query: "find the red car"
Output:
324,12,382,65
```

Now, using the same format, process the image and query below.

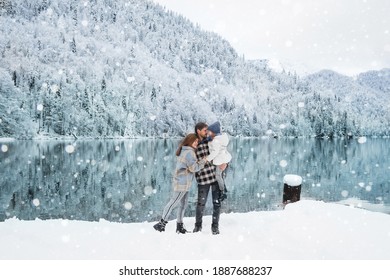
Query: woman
153,133,207,234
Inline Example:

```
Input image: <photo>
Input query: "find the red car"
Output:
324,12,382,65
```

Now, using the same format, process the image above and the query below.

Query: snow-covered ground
1,200,389,260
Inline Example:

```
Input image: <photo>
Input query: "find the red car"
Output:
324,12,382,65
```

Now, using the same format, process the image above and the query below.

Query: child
206,121,232,198
153,133,207,234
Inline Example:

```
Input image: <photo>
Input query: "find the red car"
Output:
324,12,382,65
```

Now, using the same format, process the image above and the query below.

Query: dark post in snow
282,174,302,205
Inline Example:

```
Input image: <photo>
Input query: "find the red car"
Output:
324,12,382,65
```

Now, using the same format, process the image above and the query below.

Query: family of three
153,121,232,235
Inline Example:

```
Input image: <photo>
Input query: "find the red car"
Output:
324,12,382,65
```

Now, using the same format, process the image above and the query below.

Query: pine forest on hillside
0,0,389,139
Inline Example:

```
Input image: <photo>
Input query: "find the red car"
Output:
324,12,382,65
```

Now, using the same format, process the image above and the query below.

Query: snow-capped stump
282,174,302,205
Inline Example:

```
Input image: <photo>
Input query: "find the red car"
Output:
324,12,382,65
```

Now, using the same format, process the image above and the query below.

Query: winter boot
211,223,220,235
176,223,190,234
193,223,202,233
219,189,227,201
153,219,167,232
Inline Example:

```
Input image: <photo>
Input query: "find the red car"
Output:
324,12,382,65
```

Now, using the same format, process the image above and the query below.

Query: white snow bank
0,200,389,260
283,174,302,186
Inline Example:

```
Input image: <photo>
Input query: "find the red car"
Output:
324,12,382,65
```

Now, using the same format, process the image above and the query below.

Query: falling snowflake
150,115,157,121
365,186,372,192
32,198,40,207
37,104,44,111
266,129,273,135
341,190,349,197
298,102,305,108
127,76,135,83
279,160,288,167
269,175,276,181
1,144,8,153
65,145,75,154
50,84,59,93
81,20,88,27
144,186,154,196
137,156,143,162
124,202,132,210
115,145,120,151
357,137,367,144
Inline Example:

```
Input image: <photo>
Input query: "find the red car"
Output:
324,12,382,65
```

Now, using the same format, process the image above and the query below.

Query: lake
0,138,389,224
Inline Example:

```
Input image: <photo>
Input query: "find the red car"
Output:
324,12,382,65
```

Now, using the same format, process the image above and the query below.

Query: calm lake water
0,138,389,223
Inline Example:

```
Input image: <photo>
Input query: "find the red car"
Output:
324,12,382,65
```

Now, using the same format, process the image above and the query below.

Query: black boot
153,219,167,232
193,223,202,233
211,223,220,235
176,223,190,234
219,189,227,201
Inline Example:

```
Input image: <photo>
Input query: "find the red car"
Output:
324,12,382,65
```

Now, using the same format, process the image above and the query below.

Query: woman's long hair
176,133,198,156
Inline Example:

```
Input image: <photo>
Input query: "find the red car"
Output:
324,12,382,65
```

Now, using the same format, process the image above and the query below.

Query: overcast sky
153,0,390,76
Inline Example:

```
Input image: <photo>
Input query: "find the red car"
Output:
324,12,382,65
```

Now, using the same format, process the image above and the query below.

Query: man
193,122,224,235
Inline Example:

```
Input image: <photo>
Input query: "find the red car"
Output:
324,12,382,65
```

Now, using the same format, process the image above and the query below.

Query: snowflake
32,198,40,207
279,160,288,167
124,202,133,210
1,144,8,153
65,145,75,154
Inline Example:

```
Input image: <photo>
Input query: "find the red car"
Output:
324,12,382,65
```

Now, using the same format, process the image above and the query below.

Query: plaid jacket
195,138,217,185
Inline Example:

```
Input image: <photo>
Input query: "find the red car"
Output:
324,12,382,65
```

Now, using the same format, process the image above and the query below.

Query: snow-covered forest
0,0,389,138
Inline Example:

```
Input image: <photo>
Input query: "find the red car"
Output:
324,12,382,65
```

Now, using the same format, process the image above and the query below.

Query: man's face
197,127,208,138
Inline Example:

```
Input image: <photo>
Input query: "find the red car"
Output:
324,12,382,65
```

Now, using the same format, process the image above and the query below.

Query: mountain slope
357,68,390,94
0,0,389,138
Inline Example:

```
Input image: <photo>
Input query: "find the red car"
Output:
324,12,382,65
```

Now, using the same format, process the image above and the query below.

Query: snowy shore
1,200,389,260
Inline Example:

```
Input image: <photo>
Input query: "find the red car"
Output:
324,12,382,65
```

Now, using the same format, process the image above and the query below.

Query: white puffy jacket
207,133,232,165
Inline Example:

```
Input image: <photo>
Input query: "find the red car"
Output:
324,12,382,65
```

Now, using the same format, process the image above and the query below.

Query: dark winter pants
195,182,221,226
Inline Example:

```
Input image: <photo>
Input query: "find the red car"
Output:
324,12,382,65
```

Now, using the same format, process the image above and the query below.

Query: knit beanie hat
208,121,221,134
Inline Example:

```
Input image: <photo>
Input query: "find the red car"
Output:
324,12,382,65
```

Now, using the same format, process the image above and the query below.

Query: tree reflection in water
0,138,389,223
